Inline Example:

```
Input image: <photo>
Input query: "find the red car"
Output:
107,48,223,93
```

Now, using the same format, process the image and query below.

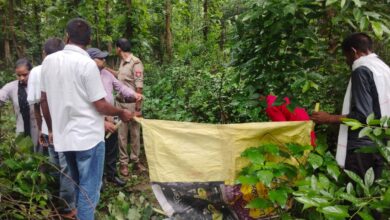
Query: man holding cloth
40,18,134,220
312,33,390,180
87,47,142,186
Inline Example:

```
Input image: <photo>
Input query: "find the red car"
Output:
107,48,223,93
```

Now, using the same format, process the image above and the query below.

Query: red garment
265,95,316,146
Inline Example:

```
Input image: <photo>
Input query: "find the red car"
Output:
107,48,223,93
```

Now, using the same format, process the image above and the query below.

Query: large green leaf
342,118,362,130
359,127,372,138
307,153,323,170
246,198,273,209
364,167,374,187
256,170,274,187
371,21,384,38
237,175,258,185
319,205,350,218
382,187,390,205
325,0,338,6
344,170,369,196
269,188,288,207
327,164,340,181
241,147,265,165
295,197,320,210
338,192,359,204
373,127,383,136
352,0,362,7
285,143,311,156
357,210,374,220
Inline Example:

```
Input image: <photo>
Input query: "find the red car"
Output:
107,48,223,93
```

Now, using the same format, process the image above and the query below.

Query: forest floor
96,152,167,219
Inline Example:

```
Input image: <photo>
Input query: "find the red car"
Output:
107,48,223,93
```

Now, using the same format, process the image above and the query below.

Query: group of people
0,18,146,220
1,16,390,220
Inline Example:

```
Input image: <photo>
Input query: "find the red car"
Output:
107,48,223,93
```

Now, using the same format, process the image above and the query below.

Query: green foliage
238,143,312,215
233,0,390,118
104,192,154,220
238,131,390,219
97,174,165,220
0,133,56,219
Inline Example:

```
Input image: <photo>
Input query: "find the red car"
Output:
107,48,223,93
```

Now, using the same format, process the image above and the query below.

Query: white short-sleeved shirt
41,45,107,152
27,65,49,135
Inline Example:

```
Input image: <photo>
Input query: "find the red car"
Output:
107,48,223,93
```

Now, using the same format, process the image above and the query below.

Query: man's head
115,38,131,55
65,18,92,47
341,33,373,67
87,48,108,70
15,58,32,86
43,38,65,56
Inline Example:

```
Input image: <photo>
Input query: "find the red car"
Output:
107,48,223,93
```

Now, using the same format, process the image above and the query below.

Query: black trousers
345,151,384,179
345,151,383,220
104,132,119,178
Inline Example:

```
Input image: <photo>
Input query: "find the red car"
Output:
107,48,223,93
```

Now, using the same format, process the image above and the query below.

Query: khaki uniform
116,54,143,165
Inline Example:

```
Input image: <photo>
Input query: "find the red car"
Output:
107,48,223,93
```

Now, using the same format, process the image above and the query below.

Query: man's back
41,44,106,152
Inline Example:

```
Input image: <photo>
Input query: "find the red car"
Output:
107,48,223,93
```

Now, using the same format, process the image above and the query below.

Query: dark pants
345,151,383,179
105,132,119,178
345,151,383,220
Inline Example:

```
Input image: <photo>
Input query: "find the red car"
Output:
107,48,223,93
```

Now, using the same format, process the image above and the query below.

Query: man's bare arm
40,92,52,133
34,104,43,131
93,98,134,122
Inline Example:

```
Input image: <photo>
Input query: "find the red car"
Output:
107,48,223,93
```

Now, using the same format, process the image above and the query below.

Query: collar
352,53,377,71
123,53,133,63
64,44,89,57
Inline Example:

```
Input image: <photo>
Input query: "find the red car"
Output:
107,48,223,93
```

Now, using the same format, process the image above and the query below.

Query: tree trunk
203,0,209,41
2,3,12,65
165,0,173,62
219,19,226,51
124,0,133,39
94,0,100,48
8,0,17,62
33,2,42,64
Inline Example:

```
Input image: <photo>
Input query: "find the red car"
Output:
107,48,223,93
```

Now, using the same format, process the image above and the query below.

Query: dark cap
87,48,109,59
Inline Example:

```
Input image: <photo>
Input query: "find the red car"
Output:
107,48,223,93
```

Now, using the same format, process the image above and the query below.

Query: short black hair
66,18,91,46
44,38,65,55
115,38,131,52
342,32,373,53
15,58,32,71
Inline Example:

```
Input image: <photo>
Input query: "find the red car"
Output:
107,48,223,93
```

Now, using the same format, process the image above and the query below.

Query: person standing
0,58,39,149
27,38,76,218
87,47,142,186
311,33,390,180
40,18,134,220
111,38,146,177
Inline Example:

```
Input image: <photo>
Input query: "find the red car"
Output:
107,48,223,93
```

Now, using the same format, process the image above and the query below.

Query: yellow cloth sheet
135,118,312,185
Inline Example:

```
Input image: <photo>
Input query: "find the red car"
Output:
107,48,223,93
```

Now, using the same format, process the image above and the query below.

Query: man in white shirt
40,18,134,220
27,38,76,217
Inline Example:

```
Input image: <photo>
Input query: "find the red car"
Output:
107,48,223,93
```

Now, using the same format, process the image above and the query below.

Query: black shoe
106,176,126,187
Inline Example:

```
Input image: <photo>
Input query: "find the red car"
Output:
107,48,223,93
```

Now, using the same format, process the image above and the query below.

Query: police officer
109,38,146,176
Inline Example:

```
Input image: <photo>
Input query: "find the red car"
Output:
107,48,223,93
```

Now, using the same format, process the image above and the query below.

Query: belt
115,96,136,103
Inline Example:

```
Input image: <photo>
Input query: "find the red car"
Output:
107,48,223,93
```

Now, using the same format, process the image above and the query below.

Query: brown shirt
118,54,144,91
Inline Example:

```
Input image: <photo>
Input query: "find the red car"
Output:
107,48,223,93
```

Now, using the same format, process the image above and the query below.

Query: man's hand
119,109,134,122
311,111,342,124
38,130,47,147
135,111,142,117
104,121,116,133
48,132,54,145
135,93,143,102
